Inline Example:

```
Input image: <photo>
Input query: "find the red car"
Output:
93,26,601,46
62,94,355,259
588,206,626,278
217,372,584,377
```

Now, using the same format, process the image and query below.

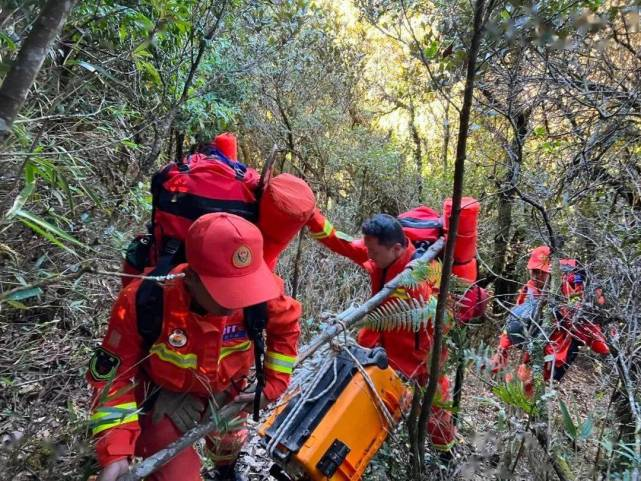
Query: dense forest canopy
0,0,639,480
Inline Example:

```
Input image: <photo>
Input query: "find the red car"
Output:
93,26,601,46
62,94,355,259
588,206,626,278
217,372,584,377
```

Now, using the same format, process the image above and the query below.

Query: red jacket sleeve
357,327,381,348
306,208,369,266
87,283,144,467
262,290,302,402
516,285,529,305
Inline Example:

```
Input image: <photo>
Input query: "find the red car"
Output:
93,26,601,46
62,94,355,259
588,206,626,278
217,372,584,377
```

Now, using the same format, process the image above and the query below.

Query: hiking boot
436,448,457,477
210,462,247,481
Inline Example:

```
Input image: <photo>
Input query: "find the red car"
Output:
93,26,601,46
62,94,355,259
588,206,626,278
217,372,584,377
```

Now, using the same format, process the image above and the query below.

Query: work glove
232,384,269,414
152,389,206,434
97,458,130,481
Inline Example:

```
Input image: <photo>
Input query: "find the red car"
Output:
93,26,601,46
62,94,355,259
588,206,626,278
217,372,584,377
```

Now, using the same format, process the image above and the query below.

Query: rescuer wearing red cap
88,213,301,481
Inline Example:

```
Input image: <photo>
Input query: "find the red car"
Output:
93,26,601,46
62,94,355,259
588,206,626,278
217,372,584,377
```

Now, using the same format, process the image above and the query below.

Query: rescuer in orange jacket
491,246,609,396
307,209,455,453
88,213,301,481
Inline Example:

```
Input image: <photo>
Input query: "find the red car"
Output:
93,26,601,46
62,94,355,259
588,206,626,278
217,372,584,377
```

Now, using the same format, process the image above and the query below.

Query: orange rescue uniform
307,209,455,451
88,264,301,469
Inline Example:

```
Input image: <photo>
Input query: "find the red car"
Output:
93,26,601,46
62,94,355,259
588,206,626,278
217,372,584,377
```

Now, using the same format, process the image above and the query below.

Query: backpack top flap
398,205,444,245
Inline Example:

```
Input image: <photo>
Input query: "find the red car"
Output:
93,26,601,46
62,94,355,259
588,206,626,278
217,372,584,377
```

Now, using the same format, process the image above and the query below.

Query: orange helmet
527,245,551,273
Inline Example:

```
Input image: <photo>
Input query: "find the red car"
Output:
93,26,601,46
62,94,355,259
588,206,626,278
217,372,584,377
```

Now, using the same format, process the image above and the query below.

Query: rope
266,355,339,457
340,345,397,432
90,269,186,282
267,341,400,458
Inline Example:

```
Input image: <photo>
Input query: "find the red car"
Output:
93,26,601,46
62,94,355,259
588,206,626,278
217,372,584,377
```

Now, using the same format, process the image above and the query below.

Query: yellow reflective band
149,343,197,370
335,231,354,242
219,340,252,361
390,287,410,300
310,219,333,240
90,402,139,435
433,440,456,452
264,351,296,374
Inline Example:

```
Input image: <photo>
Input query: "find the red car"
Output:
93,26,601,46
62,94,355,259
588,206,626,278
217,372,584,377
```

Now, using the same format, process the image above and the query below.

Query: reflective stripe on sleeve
309,219,334,240
90,402,139,435
149,343,197,370
335,231,355,242
219,340,252,361
264,351,296,374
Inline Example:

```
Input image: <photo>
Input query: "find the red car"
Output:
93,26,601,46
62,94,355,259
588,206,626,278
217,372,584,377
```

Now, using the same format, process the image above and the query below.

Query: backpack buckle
163,238,181,256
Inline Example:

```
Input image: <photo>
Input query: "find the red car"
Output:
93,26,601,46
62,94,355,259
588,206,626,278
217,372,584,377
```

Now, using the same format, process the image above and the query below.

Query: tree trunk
492,109,530,303
412,0,488,476
409,100,423,201
175,131,185,162
441,101,450,172
0,0,78,141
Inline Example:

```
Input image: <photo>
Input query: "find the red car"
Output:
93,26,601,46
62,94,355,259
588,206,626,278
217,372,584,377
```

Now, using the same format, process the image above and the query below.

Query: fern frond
362,296,437,332
399,259,442,288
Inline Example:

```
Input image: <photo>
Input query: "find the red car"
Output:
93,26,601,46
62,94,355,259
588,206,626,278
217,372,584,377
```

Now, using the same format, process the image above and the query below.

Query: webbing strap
136,238,181,349
243,302,268,422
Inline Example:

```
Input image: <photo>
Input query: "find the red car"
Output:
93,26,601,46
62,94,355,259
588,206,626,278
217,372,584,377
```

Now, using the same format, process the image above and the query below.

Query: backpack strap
243,302,269,421
398,217,443,230
199,145,248,181
136,238,182,350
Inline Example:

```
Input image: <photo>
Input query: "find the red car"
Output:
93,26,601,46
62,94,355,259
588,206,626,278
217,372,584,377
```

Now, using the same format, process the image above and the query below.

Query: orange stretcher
259,346,409,481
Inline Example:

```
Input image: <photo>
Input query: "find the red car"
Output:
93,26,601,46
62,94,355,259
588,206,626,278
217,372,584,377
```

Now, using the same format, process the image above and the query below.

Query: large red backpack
397,205,444,251
398,202,486,324
149,151,260,267
121,139,315,420
123,148,261,280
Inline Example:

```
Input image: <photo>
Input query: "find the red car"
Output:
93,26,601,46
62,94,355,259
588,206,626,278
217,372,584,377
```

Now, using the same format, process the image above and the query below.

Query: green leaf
559,400,577,440
579,415,594,440
423,40,439,59
137,60,162,85
6,300,29,309
6,160,37,218
0,31,17,50
492,380,538,415
4,287,43,301
16,216,76,254
133,43,153,58
13,209,87,253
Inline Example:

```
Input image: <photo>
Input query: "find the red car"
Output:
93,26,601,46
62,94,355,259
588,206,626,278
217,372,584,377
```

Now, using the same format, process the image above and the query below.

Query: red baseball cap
527,245,551,273
185,213,280,309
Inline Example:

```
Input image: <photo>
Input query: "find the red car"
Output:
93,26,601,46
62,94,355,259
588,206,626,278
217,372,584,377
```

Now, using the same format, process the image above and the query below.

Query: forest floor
0,241,613,481
234,346,611,481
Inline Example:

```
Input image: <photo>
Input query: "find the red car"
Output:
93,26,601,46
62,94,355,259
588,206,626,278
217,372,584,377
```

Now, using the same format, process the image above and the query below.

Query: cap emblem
232,245,252,268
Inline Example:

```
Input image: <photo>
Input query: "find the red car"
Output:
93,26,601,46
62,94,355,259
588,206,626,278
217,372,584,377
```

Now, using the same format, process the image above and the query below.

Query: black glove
152,389,205,434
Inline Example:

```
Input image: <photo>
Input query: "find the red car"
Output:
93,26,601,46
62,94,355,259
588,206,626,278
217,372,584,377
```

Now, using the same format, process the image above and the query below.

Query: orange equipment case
259,346,409,481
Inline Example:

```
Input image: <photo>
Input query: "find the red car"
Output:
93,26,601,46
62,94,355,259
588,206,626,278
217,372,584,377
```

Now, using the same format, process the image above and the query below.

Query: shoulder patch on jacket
89,347,121,382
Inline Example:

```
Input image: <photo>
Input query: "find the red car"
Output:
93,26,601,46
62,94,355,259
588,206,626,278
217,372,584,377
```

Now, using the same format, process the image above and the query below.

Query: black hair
361,214,408,248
